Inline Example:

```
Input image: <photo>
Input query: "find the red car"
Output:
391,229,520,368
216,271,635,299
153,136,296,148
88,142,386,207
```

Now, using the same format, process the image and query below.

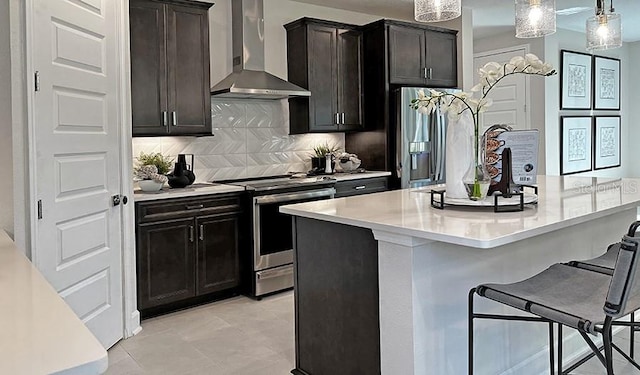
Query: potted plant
134,152,172,191
311,142,340,173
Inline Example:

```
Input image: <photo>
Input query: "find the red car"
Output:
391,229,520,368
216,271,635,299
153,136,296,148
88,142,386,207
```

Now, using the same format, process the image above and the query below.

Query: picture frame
593,116,621,170
560,50,593,110
560,116,592,175
593,56,620,110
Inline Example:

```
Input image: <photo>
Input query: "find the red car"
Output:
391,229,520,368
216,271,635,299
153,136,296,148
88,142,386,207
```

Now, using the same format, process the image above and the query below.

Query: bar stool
468,221,640,375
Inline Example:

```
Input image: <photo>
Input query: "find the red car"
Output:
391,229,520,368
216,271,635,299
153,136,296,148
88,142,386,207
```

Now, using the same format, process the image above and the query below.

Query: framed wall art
593,56,620,110
560,116,592,175
560,50,593,110
594,116,621,170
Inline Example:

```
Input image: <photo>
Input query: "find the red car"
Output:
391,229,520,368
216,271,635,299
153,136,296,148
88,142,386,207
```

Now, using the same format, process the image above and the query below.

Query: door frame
473,44,531,130
20,0,140,341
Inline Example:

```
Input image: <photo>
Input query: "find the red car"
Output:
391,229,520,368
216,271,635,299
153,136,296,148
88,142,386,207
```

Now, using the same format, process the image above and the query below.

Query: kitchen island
280,176,640,375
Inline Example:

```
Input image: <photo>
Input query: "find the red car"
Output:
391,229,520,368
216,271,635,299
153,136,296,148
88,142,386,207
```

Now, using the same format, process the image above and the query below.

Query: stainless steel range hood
210,0,310,100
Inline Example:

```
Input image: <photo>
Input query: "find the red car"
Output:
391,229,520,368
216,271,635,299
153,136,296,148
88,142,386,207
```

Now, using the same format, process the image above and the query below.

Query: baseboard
126,310,141,338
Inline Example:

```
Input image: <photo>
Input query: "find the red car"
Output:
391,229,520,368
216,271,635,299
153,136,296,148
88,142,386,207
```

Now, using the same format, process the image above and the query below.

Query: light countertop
280,175,640,249
133,183,245,202
0,231,108,374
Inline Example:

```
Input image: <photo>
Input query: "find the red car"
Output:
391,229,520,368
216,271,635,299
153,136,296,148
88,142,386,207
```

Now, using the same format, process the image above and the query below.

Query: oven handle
256,266,294,280
254,187,336,205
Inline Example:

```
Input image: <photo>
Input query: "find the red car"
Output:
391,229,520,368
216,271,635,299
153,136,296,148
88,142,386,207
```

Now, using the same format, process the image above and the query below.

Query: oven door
253,187,335,271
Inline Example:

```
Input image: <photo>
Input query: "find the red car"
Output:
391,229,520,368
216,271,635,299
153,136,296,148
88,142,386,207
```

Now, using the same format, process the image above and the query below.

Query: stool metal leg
549,322,554,375
558,324,563,375
468,288,476,375
603,319,614,375
632,312,635,359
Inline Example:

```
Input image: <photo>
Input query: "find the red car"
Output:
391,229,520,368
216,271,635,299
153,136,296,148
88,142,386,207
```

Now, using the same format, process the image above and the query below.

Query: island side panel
292,217,381,375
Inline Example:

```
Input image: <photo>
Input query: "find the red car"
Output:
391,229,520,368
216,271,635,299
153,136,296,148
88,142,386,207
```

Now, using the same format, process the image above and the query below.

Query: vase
168,162,191,188
462,135,491,200
138,179,164,192
445,111,474,198
176,154,196,185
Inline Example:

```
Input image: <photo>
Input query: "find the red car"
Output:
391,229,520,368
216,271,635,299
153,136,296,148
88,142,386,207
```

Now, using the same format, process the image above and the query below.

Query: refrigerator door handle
435,113,445,181
429,113,437,180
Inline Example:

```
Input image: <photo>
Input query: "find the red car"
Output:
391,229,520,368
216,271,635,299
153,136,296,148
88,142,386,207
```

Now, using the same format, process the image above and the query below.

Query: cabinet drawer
334,177,389,198
136,193,243,223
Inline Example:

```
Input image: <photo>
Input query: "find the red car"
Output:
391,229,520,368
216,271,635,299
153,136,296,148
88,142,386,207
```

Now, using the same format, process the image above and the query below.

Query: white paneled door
32,0,123,348
473,47,528,131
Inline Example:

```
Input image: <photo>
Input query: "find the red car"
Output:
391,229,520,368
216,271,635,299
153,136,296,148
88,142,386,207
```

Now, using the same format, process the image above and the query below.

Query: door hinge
34,71,40,92
37,200,43,219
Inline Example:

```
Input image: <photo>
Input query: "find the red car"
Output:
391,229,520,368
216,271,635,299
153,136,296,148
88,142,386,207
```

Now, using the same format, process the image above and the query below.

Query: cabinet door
166,4,212,135
137,218,196,310
196,214,241,295
388,25,426,86
425,30,457,88
337,28,364,131
307,24,339,132
130,0,168,136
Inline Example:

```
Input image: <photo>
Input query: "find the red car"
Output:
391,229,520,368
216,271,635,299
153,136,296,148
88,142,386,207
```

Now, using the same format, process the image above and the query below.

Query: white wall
543,29,630,178
0,0,14,238
628,41,640,178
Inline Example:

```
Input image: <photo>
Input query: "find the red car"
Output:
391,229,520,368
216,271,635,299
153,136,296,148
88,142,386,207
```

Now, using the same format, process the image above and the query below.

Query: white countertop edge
133,184,245,202
332,171,391,181
281,203,639,249
0,231,108,374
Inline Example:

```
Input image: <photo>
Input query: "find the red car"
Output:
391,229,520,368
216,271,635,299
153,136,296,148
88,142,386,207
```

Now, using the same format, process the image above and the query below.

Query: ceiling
289,0,640,42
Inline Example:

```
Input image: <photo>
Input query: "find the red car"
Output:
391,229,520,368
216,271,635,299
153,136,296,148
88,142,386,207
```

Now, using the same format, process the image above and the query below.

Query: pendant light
586,0,622,51
414,0,461,23
515,0,556,38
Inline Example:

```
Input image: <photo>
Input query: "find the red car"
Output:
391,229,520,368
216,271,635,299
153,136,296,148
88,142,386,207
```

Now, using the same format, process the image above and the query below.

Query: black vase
177,154,196,185
168,162,190,188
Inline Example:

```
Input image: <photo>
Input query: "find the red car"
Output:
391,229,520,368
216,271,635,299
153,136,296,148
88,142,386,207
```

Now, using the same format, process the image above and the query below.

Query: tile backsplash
132,99,344,181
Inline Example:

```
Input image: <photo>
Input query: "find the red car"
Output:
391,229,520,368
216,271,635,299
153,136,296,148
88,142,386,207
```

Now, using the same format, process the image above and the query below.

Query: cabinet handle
162,111,168,126
341,113,345,125
427,68,433,80
199,225,204,241
335,113,339,125
172,111,178,126
354,185,366,190
186,204,204,210
189,226,194,242
423,67,428,79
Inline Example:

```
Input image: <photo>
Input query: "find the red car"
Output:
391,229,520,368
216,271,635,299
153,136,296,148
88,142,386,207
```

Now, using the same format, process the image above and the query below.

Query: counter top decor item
410,53,556,200
134,152,172,191
310,142,340,174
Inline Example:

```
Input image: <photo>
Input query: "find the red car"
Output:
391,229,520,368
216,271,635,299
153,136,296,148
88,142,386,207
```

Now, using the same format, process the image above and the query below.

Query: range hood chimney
210,0,311,100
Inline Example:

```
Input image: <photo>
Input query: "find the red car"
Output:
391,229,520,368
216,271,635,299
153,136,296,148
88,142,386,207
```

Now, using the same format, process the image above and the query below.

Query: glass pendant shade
586,13,622,51
414,0,461,22
515,0,556,38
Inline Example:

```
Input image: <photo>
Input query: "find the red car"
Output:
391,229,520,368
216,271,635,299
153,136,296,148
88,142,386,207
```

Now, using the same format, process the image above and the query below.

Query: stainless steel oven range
227,176,336,298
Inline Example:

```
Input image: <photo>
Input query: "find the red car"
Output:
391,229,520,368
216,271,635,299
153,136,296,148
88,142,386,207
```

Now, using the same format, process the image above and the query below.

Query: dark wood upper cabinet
388,22,458,88
285,18,364,134
130,0,212,137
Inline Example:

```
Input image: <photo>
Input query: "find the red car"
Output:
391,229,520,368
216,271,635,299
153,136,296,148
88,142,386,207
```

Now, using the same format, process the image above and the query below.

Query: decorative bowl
138,179,164,192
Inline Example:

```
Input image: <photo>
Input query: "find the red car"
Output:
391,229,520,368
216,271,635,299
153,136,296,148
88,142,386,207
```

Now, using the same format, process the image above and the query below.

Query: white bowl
337,160,361,172
138,180,164,192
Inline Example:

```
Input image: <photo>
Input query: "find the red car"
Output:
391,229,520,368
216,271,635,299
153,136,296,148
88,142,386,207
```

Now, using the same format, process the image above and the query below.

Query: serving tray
430,187,538,212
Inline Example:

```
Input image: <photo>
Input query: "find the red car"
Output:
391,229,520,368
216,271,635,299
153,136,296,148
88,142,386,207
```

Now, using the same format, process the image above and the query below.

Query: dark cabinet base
293,217,380,375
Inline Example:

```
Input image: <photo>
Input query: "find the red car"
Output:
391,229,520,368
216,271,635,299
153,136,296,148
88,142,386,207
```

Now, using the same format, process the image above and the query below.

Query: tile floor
106,290,640,374
106,291,294,375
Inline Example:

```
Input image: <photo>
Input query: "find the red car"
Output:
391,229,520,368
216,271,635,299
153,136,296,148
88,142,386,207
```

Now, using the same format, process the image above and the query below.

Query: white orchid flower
541,63,554,75
417,89,426,99
525,53,544,69
471,83,484,92
429,89,444,98
417,105,431,115
509,55,526,72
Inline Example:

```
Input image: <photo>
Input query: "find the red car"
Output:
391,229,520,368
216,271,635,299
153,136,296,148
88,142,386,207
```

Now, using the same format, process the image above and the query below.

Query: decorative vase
445,111,474,198
168,162,190,188
462,135,491,200
138,179,164,192
177,154,196,185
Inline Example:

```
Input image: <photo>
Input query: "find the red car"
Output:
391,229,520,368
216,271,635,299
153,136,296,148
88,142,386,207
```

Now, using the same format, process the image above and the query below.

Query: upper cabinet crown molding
285,18,364,134
130,0,213,137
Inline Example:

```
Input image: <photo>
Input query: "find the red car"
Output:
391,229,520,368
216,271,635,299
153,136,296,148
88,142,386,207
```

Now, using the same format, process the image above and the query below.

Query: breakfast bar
280,176,640,375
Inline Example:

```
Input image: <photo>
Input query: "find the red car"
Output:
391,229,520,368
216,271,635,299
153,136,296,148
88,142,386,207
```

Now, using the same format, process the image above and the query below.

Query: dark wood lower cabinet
135,193,244,317
293,217,380,375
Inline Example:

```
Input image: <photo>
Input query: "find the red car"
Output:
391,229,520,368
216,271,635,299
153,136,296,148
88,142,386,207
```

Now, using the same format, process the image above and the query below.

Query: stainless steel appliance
227,176,336,298
395,87,459,189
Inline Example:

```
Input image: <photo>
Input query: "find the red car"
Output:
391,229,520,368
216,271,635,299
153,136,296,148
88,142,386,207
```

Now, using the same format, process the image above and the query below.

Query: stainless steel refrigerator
395,87,459,189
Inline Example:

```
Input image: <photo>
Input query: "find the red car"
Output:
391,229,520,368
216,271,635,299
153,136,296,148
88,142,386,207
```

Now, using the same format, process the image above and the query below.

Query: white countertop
331,171,391,181
0,231,108,374
280,175,640,249
133,183,245,202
